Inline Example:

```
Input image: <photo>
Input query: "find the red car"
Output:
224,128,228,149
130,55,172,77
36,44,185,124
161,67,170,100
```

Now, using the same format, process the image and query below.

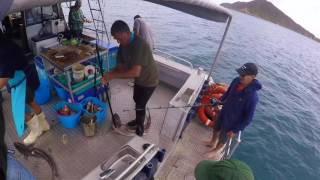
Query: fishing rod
122,101,222,112
93,33,122,128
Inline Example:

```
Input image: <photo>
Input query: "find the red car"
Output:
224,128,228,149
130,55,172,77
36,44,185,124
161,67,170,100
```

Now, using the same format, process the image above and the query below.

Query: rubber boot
126,120,137,131
23,115,43,145
136,116,145,137
37,112,50,131
136,124,144,137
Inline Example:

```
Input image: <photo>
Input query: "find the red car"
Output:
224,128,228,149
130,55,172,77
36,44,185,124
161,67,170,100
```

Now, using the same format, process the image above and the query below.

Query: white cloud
215,0,320,38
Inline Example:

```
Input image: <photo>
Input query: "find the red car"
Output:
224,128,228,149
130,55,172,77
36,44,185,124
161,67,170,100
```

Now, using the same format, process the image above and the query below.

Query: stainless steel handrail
228,131,242,159
154,49,194,69
115,144,155,180
222,131,242,160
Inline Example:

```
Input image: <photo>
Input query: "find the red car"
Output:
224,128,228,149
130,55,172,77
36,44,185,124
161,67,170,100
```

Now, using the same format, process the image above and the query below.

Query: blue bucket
54,102,82,128
80,97,107,124
35,79,51,105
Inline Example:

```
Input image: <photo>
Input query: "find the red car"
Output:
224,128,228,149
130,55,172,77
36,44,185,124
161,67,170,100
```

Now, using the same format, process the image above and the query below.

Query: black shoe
136,124,144,137
127,120,137,129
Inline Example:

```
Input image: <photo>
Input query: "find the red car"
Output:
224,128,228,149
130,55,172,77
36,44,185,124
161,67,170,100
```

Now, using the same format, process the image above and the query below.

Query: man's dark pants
70,30,83,39
133,84,156,136
0,92,7,179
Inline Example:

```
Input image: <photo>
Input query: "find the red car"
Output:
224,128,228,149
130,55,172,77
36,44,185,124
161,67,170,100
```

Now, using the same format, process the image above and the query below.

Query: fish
14,142,59,180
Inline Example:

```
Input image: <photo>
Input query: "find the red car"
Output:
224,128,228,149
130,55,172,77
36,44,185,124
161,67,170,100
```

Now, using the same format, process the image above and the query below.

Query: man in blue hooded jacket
205,62,262,158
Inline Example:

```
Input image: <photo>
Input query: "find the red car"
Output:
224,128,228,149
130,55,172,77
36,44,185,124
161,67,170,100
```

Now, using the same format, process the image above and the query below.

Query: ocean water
84,0,320,179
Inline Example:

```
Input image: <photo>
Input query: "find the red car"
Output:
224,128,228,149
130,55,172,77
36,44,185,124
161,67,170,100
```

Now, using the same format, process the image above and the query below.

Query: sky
215,0,320,38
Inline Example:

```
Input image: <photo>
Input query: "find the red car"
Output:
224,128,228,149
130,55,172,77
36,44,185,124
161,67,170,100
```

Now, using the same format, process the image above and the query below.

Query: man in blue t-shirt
204,63,262,158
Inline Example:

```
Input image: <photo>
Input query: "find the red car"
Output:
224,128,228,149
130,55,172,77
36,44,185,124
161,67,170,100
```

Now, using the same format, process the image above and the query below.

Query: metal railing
115,144,155,180
221,131,242,160
153,49,194,69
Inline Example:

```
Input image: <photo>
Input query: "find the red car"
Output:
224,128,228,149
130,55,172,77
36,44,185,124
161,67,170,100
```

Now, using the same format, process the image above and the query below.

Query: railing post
222,131,242,160
207,17,232,81
115,144,155,180
153,49,194,69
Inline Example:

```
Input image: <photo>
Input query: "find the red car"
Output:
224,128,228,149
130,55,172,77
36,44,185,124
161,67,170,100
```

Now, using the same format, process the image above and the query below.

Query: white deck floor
3,79,214,180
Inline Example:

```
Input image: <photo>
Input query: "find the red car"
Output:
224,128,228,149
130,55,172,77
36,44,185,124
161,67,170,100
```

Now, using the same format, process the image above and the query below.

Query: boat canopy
0,0,71,21
1,0,232,23
144,0,232,23
144,0,232,80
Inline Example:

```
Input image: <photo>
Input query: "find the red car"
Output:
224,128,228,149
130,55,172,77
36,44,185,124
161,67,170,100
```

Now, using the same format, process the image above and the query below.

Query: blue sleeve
221,77,238,102
232,93,258,133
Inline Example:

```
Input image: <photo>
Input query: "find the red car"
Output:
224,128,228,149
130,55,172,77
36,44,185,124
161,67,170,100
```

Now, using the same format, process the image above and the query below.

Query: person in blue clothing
204,62,262,158
0,31,50,145
0,30,37,180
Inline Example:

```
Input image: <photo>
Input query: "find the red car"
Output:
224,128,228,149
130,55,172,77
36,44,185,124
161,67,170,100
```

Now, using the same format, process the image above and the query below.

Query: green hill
221,0,320,42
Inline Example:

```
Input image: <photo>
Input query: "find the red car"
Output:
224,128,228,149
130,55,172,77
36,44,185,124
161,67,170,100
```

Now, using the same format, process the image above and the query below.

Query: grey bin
80,114,97,137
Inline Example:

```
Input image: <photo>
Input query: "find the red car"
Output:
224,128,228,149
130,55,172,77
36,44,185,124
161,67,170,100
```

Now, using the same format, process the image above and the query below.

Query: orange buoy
197,83,228,127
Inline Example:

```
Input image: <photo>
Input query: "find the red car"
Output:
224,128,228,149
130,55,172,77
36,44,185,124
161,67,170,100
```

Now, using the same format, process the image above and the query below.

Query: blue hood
243,78,262,93
219,77,262,133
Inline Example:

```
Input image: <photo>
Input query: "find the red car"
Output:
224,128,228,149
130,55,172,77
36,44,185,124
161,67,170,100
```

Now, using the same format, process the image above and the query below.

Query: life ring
197,83,228,127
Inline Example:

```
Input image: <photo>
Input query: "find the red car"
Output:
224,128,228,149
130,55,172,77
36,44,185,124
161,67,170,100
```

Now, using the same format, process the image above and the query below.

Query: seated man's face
239,74,255,86
113,32,130,46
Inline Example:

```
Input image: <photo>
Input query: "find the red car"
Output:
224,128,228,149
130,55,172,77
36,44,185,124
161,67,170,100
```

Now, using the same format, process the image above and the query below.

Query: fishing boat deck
3,79,177,179
3,78,215,180
156,119,215,180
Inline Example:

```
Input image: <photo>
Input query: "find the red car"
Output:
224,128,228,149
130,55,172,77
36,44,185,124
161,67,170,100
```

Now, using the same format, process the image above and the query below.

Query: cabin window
42,6,59,20
25,5,59,26
25,7,42,25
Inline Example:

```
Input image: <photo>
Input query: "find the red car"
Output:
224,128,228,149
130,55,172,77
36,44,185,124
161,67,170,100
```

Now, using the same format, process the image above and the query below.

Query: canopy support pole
207,17,232,81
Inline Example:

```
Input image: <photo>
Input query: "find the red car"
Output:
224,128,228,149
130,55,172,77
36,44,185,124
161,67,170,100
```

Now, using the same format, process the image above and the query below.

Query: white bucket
72,64,85,82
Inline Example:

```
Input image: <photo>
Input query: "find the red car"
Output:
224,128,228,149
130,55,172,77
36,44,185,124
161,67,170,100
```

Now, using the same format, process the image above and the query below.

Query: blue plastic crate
65,85,106,103
106,46,118,70
34,56,48,82
89,40,118,71
35,79,51,105
54,83,67,100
